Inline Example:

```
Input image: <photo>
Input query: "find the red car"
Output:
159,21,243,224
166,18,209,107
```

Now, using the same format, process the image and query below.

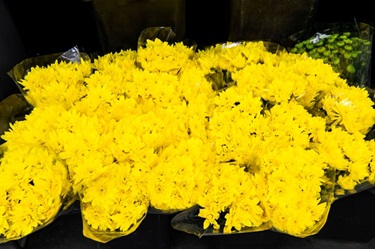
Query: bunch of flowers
1,39,375,243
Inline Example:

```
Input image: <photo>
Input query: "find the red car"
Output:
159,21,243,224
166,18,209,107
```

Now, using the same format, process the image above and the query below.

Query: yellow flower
80,161,149,239
367,140,375,184
137,38,195,73
0,144,71,240
312,127,374,195
320,85,375,134
261,146,331,237
18,59,92,109
146,138,214,212
197,163,268,233
1,38,375,242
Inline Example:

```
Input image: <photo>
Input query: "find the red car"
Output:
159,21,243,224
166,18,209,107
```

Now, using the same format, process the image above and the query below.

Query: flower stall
1,0,375,248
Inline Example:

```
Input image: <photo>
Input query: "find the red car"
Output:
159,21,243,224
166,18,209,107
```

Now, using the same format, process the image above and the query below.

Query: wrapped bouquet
1,29,375,243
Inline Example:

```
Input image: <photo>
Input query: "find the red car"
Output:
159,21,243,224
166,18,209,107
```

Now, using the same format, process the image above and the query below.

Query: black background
2,0,374,55
1,0,374,100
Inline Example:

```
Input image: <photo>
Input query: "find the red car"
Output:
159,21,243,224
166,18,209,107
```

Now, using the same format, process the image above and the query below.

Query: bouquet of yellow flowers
1,33,375,243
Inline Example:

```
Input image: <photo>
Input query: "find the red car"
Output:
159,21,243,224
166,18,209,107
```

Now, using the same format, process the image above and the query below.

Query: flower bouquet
284,22,373,89
0,47,90,243
1,26,375,244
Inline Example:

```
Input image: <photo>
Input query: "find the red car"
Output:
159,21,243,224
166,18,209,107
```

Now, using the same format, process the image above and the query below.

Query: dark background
1,0,374,101
2,0,374,55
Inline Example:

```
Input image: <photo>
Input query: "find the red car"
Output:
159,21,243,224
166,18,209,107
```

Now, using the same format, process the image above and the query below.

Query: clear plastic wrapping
1,25,374,244
0,47,88,243
284,22,373,88
91,0,186,52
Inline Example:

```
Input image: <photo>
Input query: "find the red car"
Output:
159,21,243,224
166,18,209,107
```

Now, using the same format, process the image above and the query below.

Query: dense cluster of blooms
1,39,375,243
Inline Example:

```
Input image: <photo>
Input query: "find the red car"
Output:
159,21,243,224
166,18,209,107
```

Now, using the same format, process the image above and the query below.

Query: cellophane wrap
284,22,373,88
0,47,86,243
1,25,375,243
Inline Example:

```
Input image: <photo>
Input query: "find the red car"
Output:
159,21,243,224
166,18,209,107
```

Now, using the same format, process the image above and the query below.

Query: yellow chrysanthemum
261,146,331,237
320,85,375,134
137,38,195,73
18,59,92,109
146,138,214,212
197,163,268,233
0,144,71,241
80,161,149,242
1,39,374,243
